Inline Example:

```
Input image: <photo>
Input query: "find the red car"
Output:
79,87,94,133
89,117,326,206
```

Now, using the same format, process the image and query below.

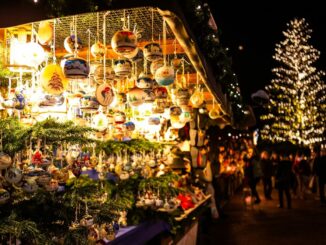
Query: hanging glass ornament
114,59,132,77
111,11,137,57
111,30,137,57
144,43,163,62
155,66,175,86
0,152,12,170
91,41,106,58
63,57,90,79
64,35,82,53
209,99,222,119
40,64,68,95
5,167,23,184
153,87,168,99
95,83,114,107
154,20,174,86
93,64,116,83
92,109,108,131
136,72,154,89
0,188,10,204
127,87,146,107
37,21,53,45
114,111,126,124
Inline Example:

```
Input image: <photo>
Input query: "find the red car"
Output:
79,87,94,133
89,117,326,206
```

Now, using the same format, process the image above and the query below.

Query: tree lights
260,18,326,146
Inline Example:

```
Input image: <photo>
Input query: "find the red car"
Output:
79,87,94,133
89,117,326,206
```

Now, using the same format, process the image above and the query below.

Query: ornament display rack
0,5,226,244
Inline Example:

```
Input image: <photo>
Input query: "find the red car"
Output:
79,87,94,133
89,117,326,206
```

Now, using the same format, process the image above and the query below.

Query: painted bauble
91,41,106,58
93,65,115,83
80,95,99,112
124,121,135,131
148,117,160,125
40,64,68,95
111,30,137,56
154,87,168,99
170,106,182,116
171,57,182,70
64,57,90,79
155,66,175,86
136,72,154,89
150,59,164,75
0,188,10,204
36,172,52,186
95,84,114,107
143,42,162,62
22,180,39,193
64,35,82,53
45,179,59,192
0,153,12,170
127,87,146,107
176,88,190,106
5,167,23,184
114,111,126,124
143,88,156,103
170,115,186,129
37,21,53,45
14,89,25,110
114,59,132,77
190,90,204,108
80,214,94,227
92,112,108,131
124,47,139,59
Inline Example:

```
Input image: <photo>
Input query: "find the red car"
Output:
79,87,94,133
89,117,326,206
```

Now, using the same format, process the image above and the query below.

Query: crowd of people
202,129,326,219
242,146,326,208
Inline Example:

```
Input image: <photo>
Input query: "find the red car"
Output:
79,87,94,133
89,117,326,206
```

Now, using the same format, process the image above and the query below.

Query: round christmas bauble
0,188,10,204
95,84,114,107
5,167,23,184
64,57,90,79
37,21,53,45
143,42,162,62
0,153,12,170
136,72,154,89
111,30,137,56
143,88,156,103
154,87,168,99
113,59,132,77
40,64,68,95
127,87,146,107
91,41,106,58
93,65,116,83
64,35,82,53
114,111,126,124
155,66,175,86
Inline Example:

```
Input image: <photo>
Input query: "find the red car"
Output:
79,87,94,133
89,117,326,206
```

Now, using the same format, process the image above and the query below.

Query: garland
180,0,246,122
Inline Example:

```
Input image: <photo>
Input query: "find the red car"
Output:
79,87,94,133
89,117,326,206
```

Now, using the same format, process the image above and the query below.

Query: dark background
206,0,326,103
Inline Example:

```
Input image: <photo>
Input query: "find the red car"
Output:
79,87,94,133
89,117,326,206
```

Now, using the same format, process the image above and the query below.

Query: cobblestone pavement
199,184,326,245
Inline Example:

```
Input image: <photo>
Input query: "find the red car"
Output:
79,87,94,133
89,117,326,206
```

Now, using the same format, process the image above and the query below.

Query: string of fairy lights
261,18,326,146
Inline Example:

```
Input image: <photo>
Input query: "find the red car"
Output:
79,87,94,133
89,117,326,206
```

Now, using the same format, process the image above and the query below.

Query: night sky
207,0,326,103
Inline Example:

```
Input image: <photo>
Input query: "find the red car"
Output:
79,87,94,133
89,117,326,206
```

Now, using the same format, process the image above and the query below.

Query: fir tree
261,18,326,146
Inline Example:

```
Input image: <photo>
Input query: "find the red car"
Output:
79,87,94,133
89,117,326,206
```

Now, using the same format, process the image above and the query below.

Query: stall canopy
0,0,232,126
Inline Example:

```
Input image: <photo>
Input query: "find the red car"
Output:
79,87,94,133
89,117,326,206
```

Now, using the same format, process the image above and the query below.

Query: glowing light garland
261,18,326,146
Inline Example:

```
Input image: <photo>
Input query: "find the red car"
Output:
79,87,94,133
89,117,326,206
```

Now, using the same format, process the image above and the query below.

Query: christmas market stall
0,1,247,244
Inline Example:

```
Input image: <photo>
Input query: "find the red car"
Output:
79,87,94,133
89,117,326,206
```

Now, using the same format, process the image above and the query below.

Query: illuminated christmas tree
260,18,326,146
